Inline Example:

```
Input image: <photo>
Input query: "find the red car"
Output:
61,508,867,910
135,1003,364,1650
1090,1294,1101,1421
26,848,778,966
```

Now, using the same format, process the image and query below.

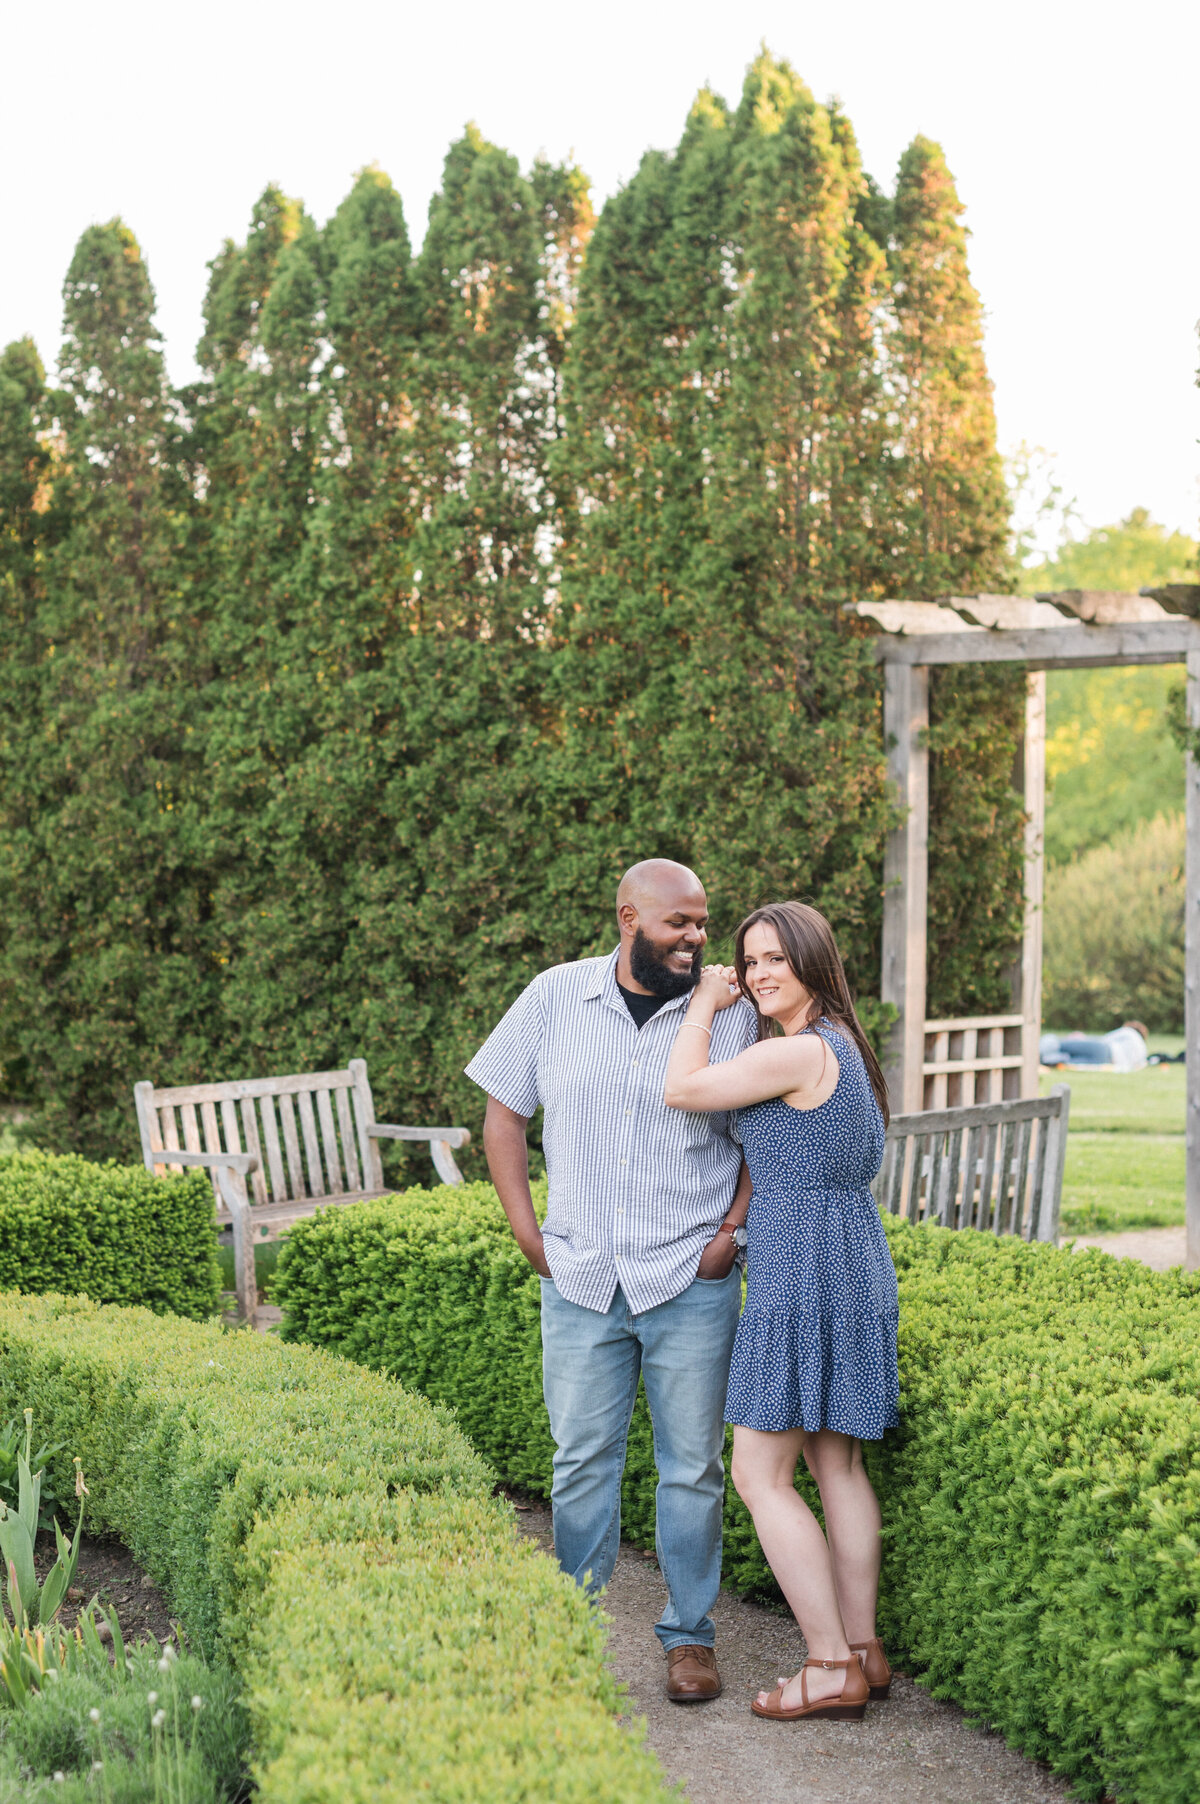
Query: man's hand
696,1230,738,1280
519,1232,553,1280
483,1096,552,1280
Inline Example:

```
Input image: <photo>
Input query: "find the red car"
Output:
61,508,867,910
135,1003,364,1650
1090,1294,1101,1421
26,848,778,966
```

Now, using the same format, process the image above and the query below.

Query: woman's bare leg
731,1424,851,1707
802,1430,883,1648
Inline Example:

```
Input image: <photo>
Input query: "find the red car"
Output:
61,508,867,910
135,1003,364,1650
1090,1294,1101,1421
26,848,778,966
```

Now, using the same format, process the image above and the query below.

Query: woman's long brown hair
733,900,890,1125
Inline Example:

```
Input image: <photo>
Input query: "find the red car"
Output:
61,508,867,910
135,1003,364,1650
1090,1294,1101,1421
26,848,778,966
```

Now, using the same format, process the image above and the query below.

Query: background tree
0,339,60,1101
0,72,1034,1160
882,134,1025,1015
2,224,204,1155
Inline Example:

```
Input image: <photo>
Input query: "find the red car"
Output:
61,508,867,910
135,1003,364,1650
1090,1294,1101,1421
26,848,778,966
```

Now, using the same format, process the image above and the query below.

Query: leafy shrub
275,1183,1200,1804
0,1291,664,1802
0,1154,220,1320
1043,811,1184,1033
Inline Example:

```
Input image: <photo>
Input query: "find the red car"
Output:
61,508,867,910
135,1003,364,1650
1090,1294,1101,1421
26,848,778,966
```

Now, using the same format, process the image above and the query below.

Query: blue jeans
539,1269,741,1651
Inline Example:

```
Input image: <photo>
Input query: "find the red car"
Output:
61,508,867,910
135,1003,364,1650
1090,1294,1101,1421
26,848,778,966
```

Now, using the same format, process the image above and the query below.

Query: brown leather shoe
666,1644,723,1702
849,1636,892,1700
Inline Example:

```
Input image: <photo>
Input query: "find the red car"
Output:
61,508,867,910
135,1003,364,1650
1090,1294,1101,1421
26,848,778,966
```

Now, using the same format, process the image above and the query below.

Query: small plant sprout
0,1413,86,1639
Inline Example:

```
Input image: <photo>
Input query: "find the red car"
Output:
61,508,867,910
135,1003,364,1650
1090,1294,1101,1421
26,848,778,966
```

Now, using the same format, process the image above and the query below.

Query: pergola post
1020,674,1046,1098
881,663,929,1115
1186,650,1200,1271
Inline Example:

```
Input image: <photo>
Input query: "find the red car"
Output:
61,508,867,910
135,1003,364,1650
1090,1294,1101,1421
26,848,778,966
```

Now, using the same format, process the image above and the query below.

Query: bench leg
215,1169,257,1321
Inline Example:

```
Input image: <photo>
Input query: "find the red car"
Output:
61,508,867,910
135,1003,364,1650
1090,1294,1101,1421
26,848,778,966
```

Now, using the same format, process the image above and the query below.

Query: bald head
615,859,709,997
616,858,705,917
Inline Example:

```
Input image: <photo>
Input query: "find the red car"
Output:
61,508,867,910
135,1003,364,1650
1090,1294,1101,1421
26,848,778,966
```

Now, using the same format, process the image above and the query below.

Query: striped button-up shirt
465,949,755,1314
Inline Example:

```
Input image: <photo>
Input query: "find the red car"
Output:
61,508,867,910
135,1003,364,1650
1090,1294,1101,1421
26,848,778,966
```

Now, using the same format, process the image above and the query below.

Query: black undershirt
617,981,669,1029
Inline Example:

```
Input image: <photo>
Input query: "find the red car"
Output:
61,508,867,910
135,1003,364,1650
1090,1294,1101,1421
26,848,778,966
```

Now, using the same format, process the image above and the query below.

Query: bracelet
679,1021,712,1037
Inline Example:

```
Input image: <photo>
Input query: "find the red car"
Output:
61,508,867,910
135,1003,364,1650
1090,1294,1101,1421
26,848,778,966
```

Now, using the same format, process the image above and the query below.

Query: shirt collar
584,947,694,1016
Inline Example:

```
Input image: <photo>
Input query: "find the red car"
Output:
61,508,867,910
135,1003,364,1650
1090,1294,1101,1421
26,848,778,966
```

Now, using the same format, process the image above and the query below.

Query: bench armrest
153,1149,259,1176
366,1124,470,1150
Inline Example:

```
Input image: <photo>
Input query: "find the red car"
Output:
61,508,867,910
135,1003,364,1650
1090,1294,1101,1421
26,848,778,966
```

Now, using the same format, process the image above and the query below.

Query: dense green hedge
275,1185,1200,1804
0,1152,220,1319
0,1290,664,1802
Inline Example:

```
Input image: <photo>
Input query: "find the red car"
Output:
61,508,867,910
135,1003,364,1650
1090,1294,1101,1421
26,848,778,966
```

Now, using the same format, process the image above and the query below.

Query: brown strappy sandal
750,1654,870,1721
849,1636,892,1700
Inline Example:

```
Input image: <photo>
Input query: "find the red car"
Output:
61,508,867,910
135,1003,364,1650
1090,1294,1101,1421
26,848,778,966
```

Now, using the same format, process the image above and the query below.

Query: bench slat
214,1189,390,1235
220,1097,242,1161
978,1121,998,1230
297,1089,324,1196
1013,1116,1034,1236
888,1096,1061,1136
336,1086,360,1191
181,1102,201,1155
260,1094,287,1204
278,1093,306,1199
148,1070,356,1108
239,1096,269,1208
316,1087,343,1196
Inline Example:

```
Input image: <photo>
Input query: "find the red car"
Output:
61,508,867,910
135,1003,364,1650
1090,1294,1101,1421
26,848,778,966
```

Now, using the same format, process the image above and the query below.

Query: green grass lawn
216,1238,284,1296
1040,1051,1185,1233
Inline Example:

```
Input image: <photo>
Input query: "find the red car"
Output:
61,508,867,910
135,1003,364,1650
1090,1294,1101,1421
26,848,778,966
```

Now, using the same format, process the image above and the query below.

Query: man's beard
629,928,703,999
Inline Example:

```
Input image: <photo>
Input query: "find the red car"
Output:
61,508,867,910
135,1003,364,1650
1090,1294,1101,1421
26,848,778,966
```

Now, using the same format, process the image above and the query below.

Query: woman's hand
696,963,742,1011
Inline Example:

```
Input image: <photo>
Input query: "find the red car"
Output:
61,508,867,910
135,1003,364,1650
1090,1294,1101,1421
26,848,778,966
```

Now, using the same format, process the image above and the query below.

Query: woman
664,900,899,1722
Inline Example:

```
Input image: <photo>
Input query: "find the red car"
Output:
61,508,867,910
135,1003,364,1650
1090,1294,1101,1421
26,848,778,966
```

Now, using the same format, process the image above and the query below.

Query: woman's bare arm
664,966,827,1111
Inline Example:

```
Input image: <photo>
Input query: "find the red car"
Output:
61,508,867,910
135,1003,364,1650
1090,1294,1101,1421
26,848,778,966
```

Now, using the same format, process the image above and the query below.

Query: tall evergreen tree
548,56,898,1001
888,134,1009,594
886,136,1024,1014
0,339,59,1098
3,225,207,1153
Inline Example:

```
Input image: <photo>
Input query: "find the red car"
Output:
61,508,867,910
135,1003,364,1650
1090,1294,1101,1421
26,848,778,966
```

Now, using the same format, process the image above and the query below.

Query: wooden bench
134,1060,470,1321
871,1085,1071,1242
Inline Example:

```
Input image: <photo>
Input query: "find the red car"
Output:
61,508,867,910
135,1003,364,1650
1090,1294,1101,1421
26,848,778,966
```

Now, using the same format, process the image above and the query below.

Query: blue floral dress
724,1019,900,1439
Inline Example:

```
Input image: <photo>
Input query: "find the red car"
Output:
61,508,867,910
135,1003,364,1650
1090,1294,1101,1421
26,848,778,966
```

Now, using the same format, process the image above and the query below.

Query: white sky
4,0,1198,545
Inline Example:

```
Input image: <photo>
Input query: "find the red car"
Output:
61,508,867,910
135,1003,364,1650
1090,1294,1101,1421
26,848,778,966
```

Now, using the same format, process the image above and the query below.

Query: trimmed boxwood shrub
275,1184,1200,1804
0,1152,220,1319
0,1289,664,1803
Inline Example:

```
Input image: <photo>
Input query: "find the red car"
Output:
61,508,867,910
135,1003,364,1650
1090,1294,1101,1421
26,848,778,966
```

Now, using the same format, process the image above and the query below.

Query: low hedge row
275,1184,1200,1804
0,1290,665,1802
0,1152,220,1319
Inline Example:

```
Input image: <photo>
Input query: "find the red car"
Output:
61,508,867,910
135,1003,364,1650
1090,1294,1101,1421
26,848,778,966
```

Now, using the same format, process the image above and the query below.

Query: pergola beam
870,618,1200,669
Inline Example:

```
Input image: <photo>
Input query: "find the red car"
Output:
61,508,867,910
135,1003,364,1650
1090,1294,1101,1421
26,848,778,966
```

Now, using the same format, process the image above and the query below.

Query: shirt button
619,1158,627,1166
624,1108,632,1116
632,1060,639,1068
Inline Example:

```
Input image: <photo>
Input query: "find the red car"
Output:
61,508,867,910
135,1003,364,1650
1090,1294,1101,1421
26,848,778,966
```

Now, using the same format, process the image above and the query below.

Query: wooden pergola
855,586,1200,1270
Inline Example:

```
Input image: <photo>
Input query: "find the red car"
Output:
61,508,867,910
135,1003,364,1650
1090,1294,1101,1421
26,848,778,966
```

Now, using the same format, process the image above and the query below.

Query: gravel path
513,1500,1071,1804
1067,1224,1186,1270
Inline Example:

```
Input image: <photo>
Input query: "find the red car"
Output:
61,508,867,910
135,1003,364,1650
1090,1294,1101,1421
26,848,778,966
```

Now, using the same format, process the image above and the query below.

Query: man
465,858,753,1702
